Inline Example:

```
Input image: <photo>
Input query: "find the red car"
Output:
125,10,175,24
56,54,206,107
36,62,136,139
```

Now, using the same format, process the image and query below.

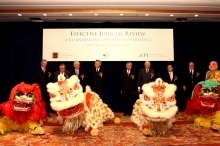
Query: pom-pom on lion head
140,78,178,121
47,75,85,118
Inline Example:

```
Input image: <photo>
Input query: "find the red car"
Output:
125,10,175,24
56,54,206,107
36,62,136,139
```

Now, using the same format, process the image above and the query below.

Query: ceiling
1,0,220,22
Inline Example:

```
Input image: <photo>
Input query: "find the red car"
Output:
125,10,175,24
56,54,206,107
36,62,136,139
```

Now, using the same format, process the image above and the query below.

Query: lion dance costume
131,78,178,136
0,82,46,135
185,69,220,131
46,75,120,136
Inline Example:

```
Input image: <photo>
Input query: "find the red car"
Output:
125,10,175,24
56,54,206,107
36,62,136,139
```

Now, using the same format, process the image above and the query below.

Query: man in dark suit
182,62,201,100
54,63,69,82
138,61,155,93
90,60,105,100
69,61,86,92
162,64,178,84
34,59,51,116
120,62,136,116
162,64,182,110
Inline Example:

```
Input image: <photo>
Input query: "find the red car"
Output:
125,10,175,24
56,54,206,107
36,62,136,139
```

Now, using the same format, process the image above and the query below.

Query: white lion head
46,75,85,118
140,78,178,121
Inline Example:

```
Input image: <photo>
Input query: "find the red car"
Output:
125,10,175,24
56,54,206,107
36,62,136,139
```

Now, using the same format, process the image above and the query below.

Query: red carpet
1,112,220,146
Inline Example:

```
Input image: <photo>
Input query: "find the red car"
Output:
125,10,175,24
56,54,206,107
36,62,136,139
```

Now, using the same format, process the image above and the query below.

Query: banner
43,29,174,61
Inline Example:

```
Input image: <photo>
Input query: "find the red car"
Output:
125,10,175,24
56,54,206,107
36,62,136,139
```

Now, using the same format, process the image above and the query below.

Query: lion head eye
167,96,174,102
73,83,79,90
27,93,33,97
50,93,56,98
16,92,23,96
144,95,150,101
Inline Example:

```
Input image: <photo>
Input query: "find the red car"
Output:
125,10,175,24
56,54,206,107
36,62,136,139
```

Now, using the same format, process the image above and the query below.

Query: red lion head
0,82,46,124
185,83,220,116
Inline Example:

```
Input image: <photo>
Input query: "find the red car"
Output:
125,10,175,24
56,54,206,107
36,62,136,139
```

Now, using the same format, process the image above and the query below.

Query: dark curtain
0,22,220,112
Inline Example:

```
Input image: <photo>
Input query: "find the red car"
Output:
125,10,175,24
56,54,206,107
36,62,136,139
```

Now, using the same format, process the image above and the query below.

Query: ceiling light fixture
120,13,123,16
170,14,174,16
94,13,98,16
69,14,72,16
43,14,47,16
194,14,198,17
145,14,149,16
18,14,22,16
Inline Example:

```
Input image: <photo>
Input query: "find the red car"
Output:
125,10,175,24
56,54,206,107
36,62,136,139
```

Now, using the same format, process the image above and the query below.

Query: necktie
169,72,172,80
75,70,79,76
190,70,193,80
42,68,45,73
146,69,149,73
127,70,130,76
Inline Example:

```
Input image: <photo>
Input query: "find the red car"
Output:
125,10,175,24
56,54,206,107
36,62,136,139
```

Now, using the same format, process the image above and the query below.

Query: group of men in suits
34,59,105,116
34,59,202,117
122,61,202,115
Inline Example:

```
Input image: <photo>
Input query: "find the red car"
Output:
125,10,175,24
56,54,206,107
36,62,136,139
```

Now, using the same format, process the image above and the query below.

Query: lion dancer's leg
131,99,151,136
0,117,11,134
140,117,151,136
0,117,44,135
19,120,44,135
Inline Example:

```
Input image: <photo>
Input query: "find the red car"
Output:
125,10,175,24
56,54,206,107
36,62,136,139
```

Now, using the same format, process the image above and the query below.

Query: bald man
137,61,155,93
182,62,201,96
182,62,201,111
206,61,220,82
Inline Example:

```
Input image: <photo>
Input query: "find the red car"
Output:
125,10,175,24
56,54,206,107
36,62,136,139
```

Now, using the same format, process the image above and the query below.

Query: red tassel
88,126,93,132
142,125,149,130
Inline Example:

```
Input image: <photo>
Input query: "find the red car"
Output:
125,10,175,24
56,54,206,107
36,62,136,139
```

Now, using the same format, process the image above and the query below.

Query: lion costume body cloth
0,82,46,135
46,75,120,136
185,70,220,131
131,78,178,136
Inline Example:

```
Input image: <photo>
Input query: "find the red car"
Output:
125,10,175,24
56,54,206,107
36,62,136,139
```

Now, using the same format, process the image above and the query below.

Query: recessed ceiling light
69,14,72,16
170,14,174,16
145,14,149,16
18,14,22,16
94,13,98,16
194,14,198,17
43,14,47,16
120,13,123,16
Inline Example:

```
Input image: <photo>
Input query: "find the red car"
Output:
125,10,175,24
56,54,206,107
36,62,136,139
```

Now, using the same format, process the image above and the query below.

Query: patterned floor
1,112,220,146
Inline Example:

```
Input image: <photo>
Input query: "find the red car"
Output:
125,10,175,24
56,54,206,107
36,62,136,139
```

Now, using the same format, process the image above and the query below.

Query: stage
1,112,220,146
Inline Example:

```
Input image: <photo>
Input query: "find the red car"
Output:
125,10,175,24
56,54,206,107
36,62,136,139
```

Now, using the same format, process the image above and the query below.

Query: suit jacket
182,69,201,88
138,68,155,88
69,68,86,91
54,70,69,82
90,68,105,91
120,70,136,93
34,67,50,93
162,71,178,84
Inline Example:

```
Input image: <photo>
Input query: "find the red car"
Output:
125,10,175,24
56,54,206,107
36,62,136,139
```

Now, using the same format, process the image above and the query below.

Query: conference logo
139,53,148,57
52,52,59,59
103,52,110,57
